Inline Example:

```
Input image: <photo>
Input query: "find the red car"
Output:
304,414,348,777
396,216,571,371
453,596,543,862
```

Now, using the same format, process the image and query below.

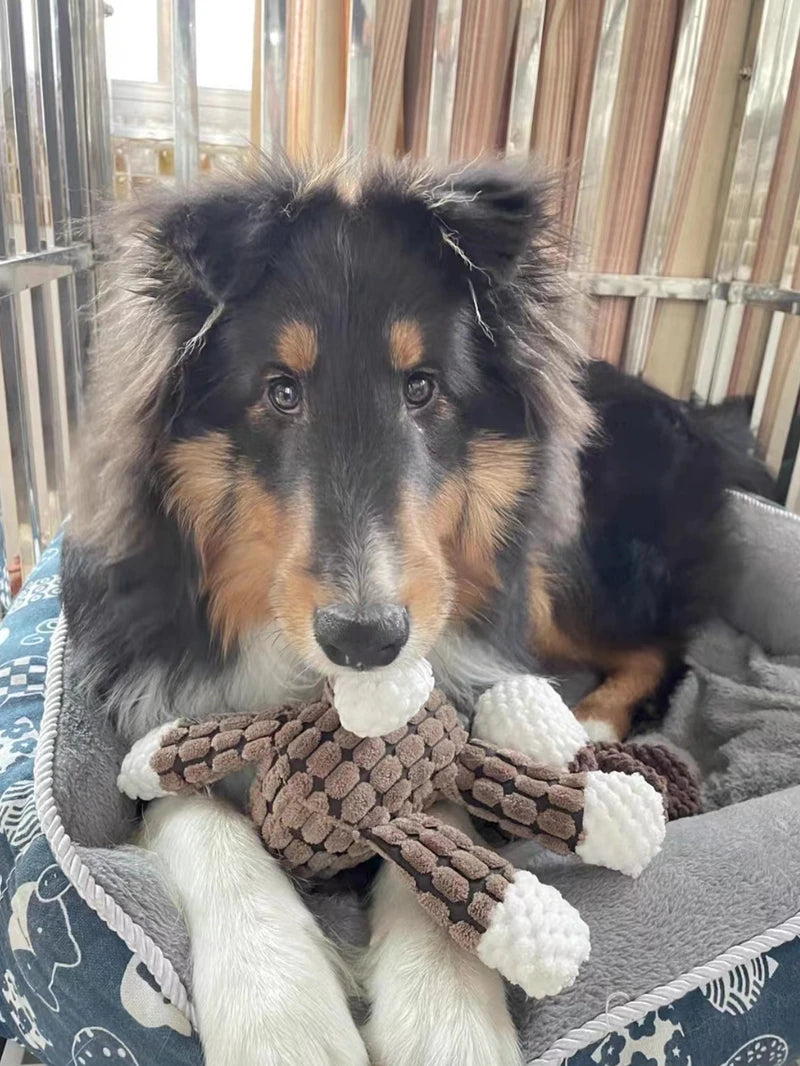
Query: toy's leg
140,792,368,1066
118,712,285,800
363,808,590,1000
456,740,666,878
363,802,522,1066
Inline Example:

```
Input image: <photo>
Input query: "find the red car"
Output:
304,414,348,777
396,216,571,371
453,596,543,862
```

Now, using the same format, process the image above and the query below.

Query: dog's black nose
314,604,409,669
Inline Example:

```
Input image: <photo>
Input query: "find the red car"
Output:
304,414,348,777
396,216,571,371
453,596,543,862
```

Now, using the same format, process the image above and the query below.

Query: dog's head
76,161,590,676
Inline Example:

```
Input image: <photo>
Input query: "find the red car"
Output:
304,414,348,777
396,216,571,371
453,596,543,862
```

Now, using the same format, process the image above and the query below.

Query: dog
61,158,771,1066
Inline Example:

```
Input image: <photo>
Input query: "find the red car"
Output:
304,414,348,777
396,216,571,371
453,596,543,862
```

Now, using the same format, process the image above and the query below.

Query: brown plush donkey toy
119,671,684,999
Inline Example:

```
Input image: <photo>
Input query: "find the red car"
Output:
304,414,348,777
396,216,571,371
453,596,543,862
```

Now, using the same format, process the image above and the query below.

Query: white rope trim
729,488,800,525
34,613,197,1029
529,911,800,1065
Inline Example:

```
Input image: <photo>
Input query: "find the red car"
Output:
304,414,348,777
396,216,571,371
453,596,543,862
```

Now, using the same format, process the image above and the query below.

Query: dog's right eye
267,376,302,414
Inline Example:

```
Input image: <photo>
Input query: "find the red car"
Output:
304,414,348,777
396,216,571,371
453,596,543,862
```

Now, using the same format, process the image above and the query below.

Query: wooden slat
529,0,603,231
589,0,679,365
644,0,756,397
370,0,412,155
449,0,518,160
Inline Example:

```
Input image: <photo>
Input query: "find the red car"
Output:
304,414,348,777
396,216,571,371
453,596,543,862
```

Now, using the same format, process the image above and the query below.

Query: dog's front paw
199,958,368,1066
365,957,522,1066
117,720,184,800
365,860,521,1066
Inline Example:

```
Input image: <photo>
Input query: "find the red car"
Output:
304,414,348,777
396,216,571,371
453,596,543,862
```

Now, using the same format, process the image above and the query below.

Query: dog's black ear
430,166,553,285
134,175,299,312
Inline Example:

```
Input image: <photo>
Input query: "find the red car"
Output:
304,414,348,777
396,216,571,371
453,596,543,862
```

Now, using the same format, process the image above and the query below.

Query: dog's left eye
267,376,302,413
404,371,436,408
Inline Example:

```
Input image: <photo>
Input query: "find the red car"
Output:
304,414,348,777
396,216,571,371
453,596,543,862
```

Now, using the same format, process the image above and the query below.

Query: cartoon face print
9,864,80,1011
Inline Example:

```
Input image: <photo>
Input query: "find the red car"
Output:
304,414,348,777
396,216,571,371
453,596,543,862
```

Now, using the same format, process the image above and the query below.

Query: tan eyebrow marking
276,321,317,373
390,318,425,371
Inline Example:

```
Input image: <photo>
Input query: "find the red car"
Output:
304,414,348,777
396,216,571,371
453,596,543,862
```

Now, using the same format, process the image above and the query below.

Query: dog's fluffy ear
429,166,554,285
131,175,299,312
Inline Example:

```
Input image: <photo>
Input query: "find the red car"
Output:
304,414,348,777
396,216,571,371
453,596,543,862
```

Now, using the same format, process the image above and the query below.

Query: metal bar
787,434,800,514
624,0,709,374
36,0,70,244
0,244,94,294
0,297,43,562
708,301,745,403
259,0,286,154
750,311,785,435
572,0,629,258
344,0,376,155
171,0,199,185
0,0,17,260
6,0,44,254
583,273,716,300
505,0,547,158
426,0,462,163
59,0,90,226
81,0,113,208
0,319,20,610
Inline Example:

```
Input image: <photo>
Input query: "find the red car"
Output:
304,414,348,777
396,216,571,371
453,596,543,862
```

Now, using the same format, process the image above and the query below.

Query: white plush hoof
477,870,590,999
117,722,180,801
333,658,434,737
473,675,588,768
576,770,666,877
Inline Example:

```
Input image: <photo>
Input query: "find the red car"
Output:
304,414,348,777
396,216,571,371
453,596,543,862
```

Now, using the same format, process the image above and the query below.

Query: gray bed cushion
37,492,800,1060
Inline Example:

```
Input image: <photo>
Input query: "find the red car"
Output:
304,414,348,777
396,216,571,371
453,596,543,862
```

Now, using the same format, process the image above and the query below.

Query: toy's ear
428,166,554,286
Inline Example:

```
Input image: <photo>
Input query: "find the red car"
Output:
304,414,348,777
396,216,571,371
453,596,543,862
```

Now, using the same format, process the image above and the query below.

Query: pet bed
0,491,796,1066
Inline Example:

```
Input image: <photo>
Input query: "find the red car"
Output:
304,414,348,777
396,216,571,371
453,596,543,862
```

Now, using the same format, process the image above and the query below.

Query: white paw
365,861,521,1066
477,870,590,999
473,675,587,768
580,718,621,744
117,721,180,801
143,794,368,1066
333,657,434,737
576,770,666,877
198,948,368,1066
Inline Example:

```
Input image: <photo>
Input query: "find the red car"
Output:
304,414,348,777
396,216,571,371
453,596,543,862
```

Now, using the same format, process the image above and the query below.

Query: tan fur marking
163,433,235,562
401,435,534,628
271,487,335,660
276,321,317,374
399,492,454,648
527,561,667,740
165,436,331,654
572,648,668,740
449,437,534,618
390,319,425,371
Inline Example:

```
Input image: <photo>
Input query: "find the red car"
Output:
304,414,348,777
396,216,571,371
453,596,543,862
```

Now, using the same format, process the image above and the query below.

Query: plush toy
119,668,695,999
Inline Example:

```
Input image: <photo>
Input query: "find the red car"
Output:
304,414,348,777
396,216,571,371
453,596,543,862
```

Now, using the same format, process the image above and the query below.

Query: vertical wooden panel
449,0,518,160
590,0,679,364
370,0,411,155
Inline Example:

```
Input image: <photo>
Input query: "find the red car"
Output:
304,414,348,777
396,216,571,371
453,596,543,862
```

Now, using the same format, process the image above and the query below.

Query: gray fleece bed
5,490,800,1065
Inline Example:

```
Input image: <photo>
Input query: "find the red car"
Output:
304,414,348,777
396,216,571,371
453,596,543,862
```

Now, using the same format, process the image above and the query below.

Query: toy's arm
455,740,588,853
456,738,665,878
362,812,590,1000
117,710,290,801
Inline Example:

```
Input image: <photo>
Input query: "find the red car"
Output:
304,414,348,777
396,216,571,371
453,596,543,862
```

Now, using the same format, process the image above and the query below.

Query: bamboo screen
104,0,800,512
